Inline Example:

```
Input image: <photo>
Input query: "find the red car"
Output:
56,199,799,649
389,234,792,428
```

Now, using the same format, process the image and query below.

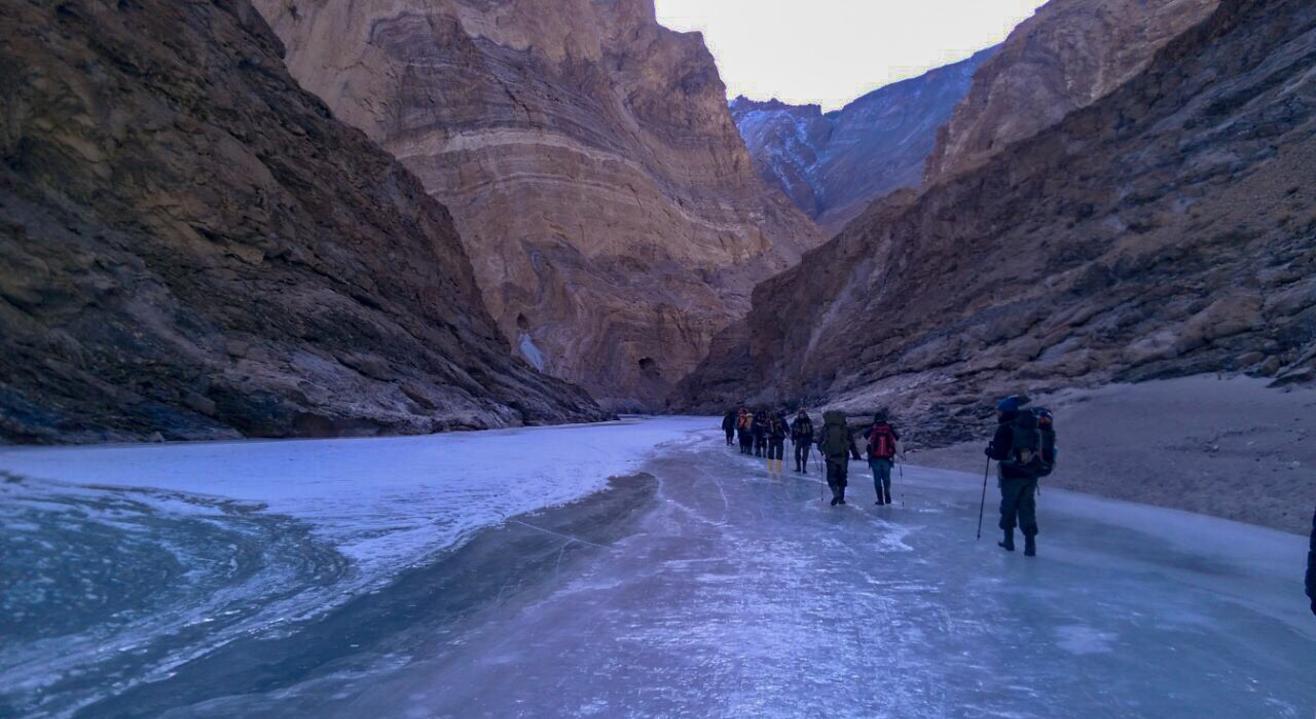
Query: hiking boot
875,496,885,506
830,497,839,506
998,529,1016,552
1024,535,1037,557
883,489,892,505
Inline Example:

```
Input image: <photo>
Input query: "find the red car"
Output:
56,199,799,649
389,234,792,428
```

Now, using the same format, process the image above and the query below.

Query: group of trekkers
723,398,1316,612
721,407,905,506
721,394,1056,557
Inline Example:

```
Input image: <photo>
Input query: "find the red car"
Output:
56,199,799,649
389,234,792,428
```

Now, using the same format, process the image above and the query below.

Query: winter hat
996,395,1031,413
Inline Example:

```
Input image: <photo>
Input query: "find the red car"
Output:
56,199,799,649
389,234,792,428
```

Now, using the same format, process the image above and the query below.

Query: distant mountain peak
731,49,996,235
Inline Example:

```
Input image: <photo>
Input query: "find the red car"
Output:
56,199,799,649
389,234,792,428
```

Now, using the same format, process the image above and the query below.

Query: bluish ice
1,418,1312,718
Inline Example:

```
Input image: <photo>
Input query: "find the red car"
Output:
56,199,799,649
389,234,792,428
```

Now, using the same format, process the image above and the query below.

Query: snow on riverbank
0,416,712,574
0,417,712,717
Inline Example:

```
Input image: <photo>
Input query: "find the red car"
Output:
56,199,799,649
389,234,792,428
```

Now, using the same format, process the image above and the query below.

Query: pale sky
654,0,1047,111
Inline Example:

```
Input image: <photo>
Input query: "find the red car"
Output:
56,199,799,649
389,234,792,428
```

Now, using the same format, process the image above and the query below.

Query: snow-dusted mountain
731,48,995,235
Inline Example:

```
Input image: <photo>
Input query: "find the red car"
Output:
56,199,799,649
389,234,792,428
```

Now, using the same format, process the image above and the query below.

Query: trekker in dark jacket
767,414,788,476
1307,505,1315,616
986,395,1041,556
752,410,770,457
867,411,900,506
790,409,815,473
817,411,861,506
722,409,736,446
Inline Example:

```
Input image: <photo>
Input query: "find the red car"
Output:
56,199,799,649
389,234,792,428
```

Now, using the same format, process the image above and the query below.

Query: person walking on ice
985,395,1056,557
752,409,770,458
790,409,814,473
1307,504,1314,616
736,408,753,455
817,411,861,506
767,412,788,477
866,411,900,506
722,409,736,446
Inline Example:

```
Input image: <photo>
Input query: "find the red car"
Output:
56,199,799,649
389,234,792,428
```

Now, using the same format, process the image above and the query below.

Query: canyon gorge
0,0,605,442
252,0,822,410
676,0,1316,453
2,0,1313,447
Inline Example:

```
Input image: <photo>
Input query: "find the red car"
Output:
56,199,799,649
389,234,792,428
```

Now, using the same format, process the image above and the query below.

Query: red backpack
868,423,896,460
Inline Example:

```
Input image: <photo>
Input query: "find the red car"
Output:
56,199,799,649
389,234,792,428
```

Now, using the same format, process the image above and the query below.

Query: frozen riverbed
1,419,1312,717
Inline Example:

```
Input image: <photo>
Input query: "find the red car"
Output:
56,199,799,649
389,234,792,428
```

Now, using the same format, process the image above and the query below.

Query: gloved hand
985,443,995,457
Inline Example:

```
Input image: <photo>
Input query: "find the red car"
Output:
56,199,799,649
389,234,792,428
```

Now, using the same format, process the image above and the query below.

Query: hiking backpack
793,417,814,440
1035,408,1057,477
868,423,897,460
738,413,752,431
1006,408,1057,477
820,412,850,456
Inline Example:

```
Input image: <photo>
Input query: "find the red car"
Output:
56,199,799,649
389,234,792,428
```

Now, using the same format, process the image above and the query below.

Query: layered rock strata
732,48,995,235
253,0,823,410
675,0,1316,448
924,0,1219,185
0,0,605,443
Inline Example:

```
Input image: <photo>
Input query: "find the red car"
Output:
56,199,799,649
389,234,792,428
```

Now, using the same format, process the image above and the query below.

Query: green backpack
820,411,850,456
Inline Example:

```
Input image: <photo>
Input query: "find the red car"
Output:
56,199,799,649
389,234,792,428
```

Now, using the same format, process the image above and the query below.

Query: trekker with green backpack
985,395,1056,556
866,411,900,506
817,411,861,506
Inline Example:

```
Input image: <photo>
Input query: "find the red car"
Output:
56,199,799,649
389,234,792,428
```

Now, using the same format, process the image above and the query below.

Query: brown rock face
0,0,605,443
923,0,1219,186
252,0,822,411
675,0,1316,444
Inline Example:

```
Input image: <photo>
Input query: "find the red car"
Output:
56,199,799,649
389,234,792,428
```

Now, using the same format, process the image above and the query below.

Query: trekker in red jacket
867,411,900,506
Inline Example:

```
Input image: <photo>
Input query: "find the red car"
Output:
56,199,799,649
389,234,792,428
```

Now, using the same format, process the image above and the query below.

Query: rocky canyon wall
252,0,823,410
923,0,1219,186
0,0,605,443
675,0,1316,445
732,48,995,236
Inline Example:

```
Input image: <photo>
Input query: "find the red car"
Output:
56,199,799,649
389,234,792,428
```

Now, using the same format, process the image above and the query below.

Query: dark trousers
754,434,767,457
870,458,893,503
794,441,812,471
825,457,848,502
725,428,735,445
738,430,752,454
767,440,784,460
999,476,1039,536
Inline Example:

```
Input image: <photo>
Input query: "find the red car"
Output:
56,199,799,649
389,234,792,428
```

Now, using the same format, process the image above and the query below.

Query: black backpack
1005,408,1057,477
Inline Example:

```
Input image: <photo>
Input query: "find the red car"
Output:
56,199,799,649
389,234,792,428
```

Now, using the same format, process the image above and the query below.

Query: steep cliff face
0,0,605,443
676,0,1316,443
252,0,822,410
732,48,995,236
924,0,1219,186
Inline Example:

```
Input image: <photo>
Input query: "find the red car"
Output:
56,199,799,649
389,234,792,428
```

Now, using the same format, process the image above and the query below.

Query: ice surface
339,430,1316,719
0,417,707,717
2,420,1313,718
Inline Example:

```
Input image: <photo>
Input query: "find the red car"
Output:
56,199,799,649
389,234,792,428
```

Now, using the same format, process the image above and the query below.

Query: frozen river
1,418,1312,717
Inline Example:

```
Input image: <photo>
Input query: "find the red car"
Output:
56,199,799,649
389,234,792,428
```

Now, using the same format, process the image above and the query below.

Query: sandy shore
905,376,1316,535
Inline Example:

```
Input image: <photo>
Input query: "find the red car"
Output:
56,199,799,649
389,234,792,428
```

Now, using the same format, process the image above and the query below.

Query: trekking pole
815,448,824,503
976,456,990,541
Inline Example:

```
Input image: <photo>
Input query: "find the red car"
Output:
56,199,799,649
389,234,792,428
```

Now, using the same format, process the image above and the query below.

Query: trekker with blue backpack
867,411,900,506
985,395,1056,557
